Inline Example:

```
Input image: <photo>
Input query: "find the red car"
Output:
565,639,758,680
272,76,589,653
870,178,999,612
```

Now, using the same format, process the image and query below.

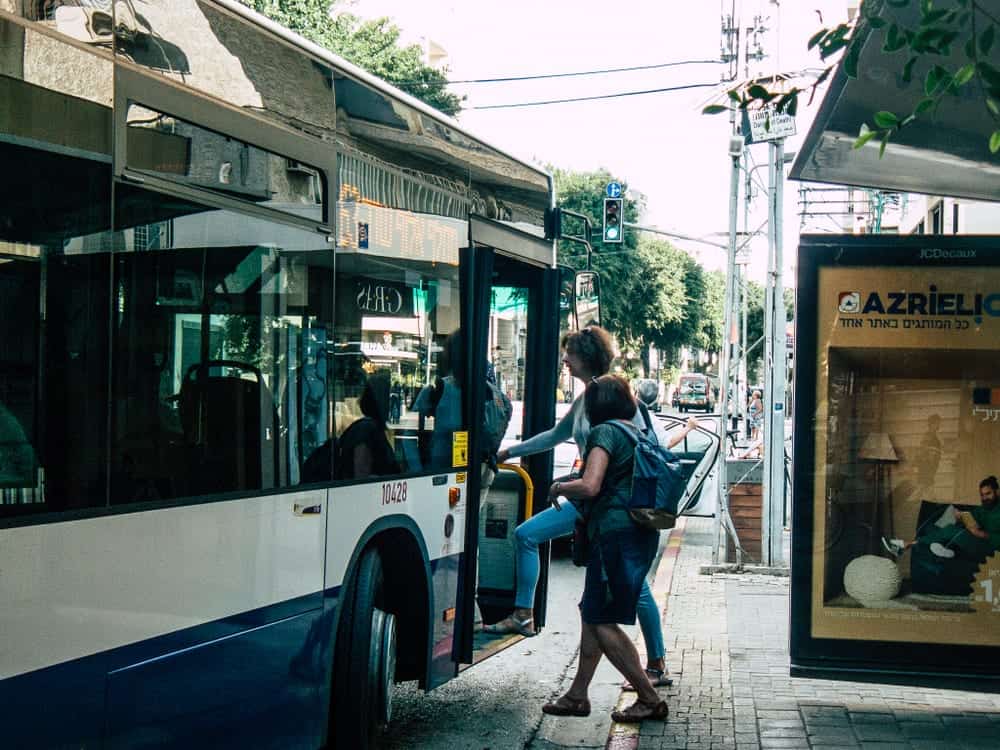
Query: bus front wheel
332,548,397,749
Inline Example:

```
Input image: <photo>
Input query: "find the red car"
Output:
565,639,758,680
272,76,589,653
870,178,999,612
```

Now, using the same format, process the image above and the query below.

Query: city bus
0,2,568,748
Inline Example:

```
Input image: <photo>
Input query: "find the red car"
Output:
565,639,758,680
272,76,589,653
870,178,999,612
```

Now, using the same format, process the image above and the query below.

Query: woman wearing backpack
487,326,696,692
540,374,669,722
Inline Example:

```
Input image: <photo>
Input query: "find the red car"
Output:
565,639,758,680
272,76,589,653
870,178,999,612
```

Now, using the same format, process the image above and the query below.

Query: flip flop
482,615,535,636
611,699,669,723
622,667,673,691
542,695,591,717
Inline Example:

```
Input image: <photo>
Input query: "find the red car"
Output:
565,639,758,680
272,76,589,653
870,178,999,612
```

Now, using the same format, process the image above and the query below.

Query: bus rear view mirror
573,271,601,330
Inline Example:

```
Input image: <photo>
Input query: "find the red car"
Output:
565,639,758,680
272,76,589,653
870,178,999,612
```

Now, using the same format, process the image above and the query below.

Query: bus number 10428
382,481,408,505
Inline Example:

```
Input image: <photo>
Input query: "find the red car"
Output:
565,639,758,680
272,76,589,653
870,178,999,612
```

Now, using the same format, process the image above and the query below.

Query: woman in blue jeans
486,326,696,689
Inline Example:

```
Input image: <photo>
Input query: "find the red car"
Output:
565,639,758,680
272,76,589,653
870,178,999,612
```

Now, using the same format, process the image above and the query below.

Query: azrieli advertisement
812,265,1000,647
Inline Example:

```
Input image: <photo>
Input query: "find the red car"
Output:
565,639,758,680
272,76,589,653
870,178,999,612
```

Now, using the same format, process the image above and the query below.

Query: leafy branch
703,0,1000,156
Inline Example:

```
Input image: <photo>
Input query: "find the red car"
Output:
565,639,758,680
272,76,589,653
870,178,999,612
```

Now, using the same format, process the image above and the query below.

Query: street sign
606,182,622,198
742,105,796,144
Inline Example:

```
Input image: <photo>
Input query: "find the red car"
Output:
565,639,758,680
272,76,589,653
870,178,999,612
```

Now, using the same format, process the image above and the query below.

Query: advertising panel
791,235,1000,686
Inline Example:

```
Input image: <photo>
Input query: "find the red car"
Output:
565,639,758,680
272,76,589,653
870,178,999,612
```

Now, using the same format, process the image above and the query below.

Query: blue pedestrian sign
606,182,622,199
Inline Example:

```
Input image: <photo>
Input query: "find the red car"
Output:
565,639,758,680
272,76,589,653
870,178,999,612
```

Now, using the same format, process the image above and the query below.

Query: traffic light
603,197,623,243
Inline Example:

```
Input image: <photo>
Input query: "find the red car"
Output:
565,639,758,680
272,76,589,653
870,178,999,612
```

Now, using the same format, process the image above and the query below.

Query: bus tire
332,547,396,749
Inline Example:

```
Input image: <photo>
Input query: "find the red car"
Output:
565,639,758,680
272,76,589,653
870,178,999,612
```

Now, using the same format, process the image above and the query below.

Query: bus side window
331,252,464,477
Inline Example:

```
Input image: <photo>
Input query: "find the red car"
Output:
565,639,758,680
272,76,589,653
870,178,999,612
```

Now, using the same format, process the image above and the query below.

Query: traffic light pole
557,209,594,270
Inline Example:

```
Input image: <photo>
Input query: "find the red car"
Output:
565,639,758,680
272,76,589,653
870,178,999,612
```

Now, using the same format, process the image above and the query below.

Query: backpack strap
607,419,639,444
637,400,654,432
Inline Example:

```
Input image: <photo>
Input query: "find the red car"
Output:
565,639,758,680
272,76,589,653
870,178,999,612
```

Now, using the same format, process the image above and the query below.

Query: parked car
677,373,717,413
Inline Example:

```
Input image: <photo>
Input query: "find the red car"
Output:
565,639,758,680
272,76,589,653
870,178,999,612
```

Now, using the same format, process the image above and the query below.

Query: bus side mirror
573,271,601,330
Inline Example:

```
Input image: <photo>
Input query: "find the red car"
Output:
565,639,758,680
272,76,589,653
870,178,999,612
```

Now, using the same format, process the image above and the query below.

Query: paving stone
851,726,905,742
847,712,896,724
758,739,810,749
807,738,859,748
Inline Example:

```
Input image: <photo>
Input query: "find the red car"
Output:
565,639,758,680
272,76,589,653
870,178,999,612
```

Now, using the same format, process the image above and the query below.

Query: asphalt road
380,555,624,750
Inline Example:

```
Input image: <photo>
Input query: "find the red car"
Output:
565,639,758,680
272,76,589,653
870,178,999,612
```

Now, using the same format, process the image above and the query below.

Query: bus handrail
497,462,534,519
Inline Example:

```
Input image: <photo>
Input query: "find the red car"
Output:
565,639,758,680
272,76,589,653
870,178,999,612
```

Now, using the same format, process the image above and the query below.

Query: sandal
611,698,669,723
622,667,673,691
482,615,535,636
542,695,591,717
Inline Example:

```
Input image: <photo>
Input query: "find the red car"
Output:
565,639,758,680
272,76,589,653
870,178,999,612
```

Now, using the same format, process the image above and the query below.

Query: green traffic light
606,227,619,240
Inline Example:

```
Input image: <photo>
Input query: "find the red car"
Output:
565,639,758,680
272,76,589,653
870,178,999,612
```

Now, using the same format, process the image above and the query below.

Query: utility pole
711,3,744,565
761,138,787,567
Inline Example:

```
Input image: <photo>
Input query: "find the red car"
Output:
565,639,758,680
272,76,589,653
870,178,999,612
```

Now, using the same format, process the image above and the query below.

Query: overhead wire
467,82,721,110
392,58,721,87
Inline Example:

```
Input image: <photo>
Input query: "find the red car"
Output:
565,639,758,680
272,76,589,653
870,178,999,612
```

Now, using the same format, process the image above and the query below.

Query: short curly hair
560,325,615,376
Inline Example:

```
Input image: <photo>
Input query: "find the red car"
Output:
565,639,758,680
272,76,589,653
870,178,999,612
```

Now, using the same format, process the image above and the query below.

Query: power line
468,82,720,110
394,59,721,86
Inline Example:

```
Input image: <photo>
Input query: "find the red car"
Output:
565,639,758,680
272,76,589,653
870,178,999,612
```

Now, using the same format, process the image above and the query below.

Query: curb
605,517,688,750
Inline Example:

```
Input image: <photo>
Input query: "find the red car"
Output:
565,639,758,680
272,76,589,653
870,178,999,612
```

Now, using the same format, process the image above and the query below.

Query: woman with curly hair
486,326,695,694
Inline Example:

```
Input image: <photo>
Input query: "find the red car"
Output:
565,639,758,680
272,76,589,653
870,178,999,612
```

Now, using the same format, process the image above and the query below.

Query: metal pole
739,148,750,438
712,122,742,565
762,138,787,567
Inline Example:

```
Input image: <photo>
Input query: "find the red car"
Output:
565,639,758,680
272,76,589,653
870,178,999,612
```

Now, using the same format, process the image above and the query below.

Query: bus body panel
0,489,327,682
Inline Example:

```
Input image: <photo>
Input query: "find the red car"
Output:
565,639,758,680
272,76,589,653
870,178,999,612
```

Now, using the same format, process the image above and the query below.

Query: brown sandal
611,699,669,723
622,667,673,691
542,695,591,717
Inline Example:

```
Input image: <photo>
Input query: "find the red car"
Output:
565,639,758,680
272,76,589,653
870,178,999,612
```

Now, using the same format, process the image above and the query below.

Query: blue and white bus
0,2,574,747
0,3,724,747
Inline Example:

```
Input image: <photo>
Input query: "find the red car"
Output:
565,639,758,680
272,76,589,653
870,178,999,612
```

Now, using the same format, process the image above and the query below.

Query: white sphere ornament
843,554,901,604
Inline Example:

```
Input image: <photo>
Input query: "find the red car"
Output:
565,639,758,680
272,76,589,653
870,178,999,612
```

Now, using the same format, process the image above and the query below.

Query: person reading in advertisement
883,475,1000,560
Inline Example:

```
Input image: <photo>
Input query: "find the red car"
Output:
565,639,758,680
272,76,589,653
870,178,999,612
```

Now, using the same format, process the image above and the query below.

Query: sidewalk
608,516,1000,750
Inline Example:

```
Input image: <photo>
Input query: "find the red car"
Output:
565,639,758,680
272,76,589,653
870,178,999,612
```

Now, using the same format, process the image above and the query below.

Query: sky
347,0,854,284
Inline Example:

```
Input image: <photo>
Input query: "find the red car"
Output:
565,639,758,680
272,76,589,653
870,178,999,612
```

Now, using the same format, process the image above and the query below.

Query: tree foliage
242,0,464,115
551,167,714,377
704,0,1000,155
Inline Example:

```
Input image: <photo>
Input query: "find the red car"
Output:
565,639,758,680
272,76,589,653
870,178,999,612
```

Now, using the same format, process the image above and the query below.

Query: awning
790,2,1000,202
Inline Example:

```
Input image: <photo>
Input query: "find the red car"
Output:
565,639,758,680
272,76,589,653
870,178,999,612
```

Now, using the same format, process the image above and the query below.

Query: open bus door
455,216,561,667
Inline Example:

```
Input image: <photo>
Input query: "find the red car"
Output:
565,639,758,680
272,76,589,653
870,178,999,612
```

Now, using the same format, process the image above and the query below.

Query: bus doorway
457,219,561,667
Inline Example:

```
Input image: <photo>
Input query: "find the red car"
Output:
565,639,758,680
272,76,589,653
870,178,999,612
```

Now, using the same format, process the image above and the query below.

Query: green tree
705,0,1000,155
242,0,464,115
740,281,794,383
552,167,714,377
695,269,726,354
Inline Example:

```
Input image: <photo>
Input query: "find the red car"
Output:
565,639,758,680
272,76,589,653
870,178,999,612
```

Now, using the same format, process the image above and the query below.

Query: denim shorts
580,524,658,625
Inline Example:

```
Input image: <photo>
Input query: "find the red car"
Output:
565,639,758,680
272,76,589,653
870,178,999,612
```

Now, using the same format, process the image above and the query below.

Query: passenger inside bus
414,331,464,469
335,377,400,480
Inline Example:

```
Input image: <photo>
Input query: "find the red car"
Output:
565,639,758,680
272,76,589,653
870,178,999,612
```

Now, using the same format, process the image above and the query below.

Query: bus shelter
788,0,1000,688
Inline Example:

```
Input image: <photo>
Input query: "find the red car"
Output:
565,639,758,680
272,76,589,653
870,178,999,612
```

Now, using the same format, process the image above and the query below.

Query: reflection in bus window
491,286,529,441
110,185,333,502
0,255,40,502
125,104,325,223
334,245,464,475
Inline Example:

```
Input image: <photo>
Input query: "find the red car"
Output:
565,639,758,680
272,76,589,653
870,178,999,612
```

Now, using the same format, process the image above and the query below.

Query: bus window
332,250,464,476
491,286,529,442
0,255,41,503
110,183,333,502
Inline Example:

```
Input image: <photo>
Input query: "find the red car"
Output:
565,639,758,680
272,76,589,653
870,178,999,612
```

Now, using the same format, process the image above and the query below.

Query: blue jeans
513,499,666,661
